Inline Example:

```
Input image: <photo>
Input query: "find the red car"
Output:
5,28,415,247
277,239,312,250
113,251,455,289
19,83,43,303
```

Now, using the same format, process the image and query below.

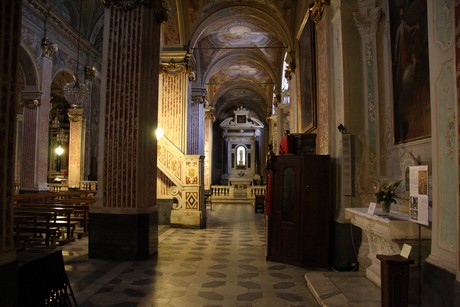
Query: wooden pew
14,209,60,248
14,193,56,204
15,205,78,244
17,203,90,240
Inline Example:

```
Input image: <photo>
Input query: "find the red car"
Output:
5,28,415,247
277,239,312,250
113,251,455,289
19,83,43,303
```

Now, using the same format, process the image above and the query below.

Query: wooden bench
29,202,90,238
52,204,90,238
14,193,56,204
14,209,60,248
15,205,78,244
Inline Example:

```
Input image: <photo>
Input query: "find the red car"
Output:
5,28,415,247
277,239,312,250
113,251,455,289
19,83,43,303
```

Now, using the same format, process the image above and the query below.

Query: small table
345,207,431,287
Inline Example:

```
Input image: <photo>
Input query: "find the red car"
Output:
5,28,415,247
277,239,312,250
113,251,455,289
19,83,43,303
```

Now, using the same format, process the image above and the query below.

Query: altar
345,207,431,287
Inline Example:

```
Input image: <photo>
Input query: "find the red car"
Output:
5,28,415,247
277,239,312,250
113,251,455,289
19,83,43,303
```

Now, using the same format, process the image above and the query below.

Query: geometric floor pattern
60,204,320,306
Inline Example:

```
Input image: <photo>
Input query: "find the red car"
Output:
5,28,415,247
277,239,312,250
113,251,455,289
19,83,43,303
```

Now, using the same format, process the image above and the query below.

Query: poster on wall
409,165,430,226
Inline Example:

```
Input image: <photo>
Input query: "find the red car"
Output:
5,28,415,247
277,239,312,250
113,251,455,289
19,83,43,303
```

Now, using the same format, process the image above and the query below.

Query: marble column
204,107,215,189
20,37,57,192
89,2,166,260
68,108,84,189
0,0,22,305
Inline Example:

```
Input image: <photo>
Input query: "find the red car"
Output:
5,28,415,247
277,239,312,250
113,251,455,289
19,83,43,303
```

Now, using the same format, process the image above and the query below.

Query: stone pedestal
170,210,203,228
345,208,431,287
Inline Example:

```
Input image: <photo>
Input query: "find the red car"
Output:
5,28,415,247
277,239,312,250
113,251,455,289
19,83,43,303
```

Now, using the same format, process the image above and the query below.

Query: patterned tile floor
60,204,322,306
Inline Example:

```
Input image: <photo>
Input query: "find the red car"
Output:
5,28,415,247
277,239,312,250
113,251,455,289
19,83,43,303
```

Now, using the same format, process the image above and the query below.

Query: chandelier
64,77,89,108
63,0,89,108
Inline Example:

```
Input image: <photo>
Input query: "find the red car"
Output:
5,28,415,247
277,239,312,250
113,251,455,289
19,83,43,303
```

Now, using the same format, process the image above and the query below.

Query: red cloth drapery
279,134,293,154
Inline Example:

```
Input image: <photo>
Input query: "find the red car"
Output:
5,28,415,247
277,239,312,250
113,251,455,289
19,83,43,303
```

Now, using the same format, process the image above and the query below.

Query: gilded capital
21,99,41,109
85,65,97,81
160,58,194,76
68,107,84,122
284,50,296,80
41,38,58,59
192,95,206,105
310,0,330,24
205,107,216,122
20,90,42,109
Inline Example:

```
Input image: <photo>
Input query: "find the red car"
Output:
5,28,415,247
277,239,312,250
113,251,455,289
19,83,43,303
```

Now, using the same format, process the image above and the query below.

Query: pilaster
204,107,215,189
330,0,362,221
67,108,84,188
353,3,382,183
426,0,457,275
20,38,56,192
159,52,192,152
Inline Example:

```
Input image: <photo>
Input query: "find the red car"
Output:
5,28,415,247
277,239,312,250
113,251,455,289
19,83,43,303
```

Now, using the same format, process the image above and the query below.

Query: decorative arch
18,45,39,90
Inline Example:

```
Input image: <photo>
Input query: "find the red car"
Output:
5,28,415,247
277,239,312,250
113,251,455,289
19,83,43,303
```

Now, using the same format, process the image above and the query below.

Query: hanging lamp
63,0,89,108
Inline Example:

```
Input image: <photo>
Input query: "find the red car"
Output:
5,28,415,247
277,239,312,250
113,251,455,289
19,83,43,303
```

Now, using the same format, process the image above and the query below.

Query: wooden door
301,155,332,268
267,156,303,266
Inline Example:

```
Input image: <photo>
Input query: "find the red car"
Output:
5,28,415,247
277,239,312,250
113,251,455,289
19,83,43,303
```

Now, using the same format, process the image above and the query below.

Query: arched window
236,146,246,168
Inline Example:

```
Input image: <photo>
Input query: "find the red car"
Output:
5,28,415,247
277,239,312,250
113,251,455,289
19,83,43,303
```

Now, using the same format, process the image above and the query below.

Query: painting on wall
389,1,431,143
297,13,317,133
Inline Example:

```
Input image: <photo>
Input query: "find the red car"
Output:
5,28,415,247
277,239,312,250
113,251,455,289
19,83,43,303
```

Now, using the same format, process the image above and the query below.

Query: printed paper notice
368,202,376,215
409,165,429,226
400,244,412,259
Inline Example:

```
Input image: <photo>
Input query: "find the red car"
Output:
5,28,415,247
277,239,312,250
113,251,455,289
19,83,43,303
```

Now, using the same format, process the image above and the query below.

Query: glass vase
380,201,391,216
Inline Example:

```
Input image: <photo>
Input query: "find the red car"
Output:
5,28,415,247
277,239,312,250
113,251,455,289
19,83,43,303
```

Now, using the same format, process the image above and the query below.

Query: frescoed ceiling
163,0,295,123
39,0,295,124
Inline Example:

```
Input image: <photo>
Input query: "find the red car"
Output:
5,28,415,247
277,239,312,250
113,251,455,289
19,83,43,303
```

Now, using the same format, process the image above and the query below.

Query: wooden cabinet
266,154,332,268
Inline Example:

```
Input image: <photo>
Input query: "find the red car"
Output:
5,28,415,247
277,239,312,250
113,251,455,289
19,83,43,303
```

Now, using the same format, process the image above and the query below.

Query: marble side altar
345,208,431,287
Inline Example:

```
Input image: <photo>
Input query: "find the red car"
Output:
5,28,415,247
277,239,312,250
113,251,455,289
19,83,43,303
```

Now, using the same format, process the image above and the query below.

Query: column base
89,211,158,260
422,261,459,306
170,210,204,228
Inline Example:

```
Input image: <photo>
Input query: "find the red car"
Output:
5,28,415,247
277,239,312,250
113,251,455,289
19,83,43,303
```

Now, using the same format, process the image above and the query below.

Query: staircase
156,137,204,227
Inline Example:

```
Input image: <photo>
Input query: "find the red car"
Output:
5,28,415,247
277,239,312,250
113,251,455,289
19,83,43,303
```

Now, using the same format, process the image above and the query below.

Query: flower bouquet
374,180,401,215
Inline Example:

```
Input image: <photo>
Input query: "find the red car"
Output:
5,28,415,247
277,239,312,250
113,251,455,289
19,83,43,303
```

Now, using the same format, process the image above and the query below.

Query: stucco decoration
163,0,181,46
436,61,456,250
316,19,328,154
437,63,456,160
435,0,453,50
353,7,382,38
353,5,382,187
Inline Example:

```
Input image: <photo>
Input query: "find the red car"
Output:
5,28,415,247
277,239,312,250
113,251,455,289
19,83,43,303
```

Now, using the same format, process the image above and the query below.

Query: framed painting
389,1,431,143
296,11,317,133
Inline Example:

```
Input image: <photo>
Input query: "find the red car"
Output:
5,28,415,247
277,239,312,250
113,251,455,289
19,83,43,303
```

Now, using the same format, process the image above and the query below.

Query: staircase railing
156,137,186,189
